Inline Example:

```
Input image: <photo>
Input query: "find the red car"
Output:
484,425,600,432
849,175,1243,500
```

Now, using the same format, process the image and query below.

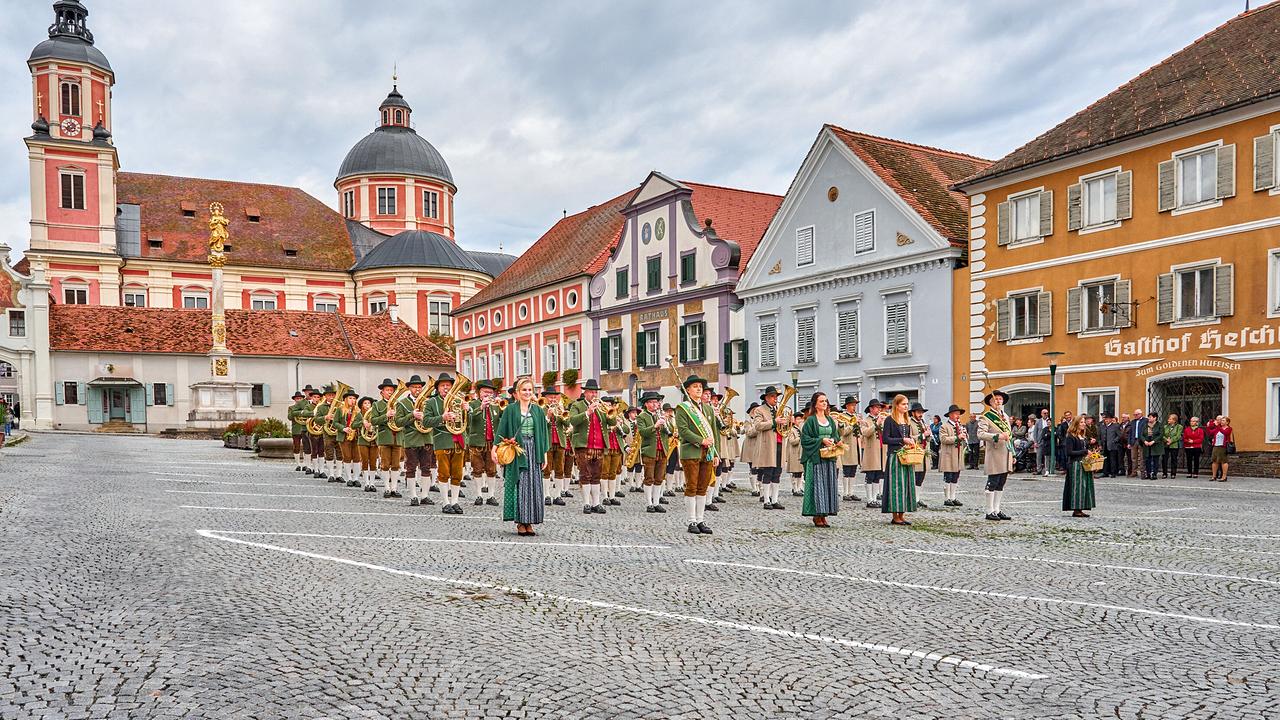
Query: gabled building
588,172,781,409
737,125,988,409
953,3,1280,473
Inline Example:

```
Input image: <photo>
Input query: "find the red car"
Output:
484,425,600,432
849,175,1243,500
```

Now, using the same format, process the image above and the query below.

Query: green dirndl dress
801,418,840,517
881,451,917,514
1062,460,1096,511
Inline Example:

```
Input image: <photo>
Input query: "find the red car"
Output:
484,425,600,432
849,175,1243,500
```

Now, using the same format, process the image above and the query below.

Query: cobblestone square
2,434,1277,719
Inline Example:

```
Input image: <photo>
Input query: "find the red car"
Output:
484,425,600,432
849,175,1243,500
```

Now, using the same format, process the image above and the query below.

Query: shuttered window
1178,149,1217,207
759,321,778,368
646,256,662,293
1011,194,1039,242
1011,293,1039,338
1000,191,1052,244
1158,264,1234,323
1254,132,1277,192
615,268,628,299
1083,173,1117,227
837,309,859,359
854,211,875,254
60,172,85,210
999,291,1054,340
796,226,814,266
885,301,909,355
680,321,707,364
796,316,816,364
1162,144,1236,212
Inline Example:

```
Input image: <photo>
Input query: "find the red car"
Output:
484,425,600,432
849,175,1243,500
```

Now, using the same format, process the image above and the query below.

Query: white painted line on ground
1140,507,1198,514
148,471,218,478
162,479,322,488
198,529,1046,681
1206,533,1280,540
686,559,1280,632
180,505,499,520
210,530,670,550
154,461,261,467
166,490,370,500
1096,481,1280,496
1001,500,1059,505
1071,539,1280,558
1026,514,1235,524
894,548,1280,587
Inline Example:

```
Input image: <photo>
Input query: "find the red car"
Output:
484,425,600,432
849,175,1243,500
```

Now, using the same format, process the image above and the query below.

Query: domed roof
29,1,110,72
337,126,454,187
352,230,485,273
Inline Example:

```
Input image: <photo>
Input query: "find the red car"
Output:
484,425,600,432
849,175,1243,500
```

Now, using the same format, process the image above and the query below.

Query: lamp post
788,369,801,415
1043,351,1064,475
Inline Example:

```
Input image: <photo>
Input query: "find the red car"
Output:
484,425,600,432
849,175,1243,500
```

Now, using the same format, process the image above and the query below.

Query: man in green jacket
568,379,616,514
312,385,339,481
303,387,323,476
465,379,501,507
286,388,311,472
394,374,436,507
424,373,466,513
635,391,669,514
676,375,720,536
369,378,402,498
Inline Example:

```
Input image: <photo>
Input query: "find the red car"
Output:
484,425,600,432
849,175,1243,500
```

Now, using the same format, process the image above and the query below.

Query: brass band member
541,388,568,507
661,404,678,498
302,386,323,476
860,399,887,508
704,390,724,511
465,380,501,507
568,379,615,514
744,386,787,510
370,378,403,499
908,402,931,510
329,389,361,487
288,389,310,472
425,373,466,514
635,391,669,513
676,374,720,535
315,385,339,482
394,374,435,507
838,396,862,502
356,395,378,492
601,397,625,506
623,406,643,493
938,404,967,506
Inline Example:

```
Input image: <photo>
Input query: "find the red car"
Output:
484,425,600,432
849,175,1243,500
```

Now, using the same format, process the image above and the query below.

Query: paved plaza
1,434,1277,719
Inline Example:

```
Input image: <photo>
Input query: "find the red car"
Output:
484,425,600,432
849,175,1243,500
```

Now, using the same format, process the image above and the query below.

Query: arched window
60,80,80,117
382,109,389,125
122,285,147,307
394,109,403,124
367,293,388,314
0,362,14,378
313,294,339,313
250,292,277,311
181,286,210,309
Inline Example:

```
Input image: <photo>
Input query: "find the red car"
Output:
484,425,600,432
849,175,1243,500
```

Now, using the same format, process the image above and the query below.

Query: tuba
437,371,470,435
411,375,437,435
623,415,642,468
384,379,410,433
323,380,352,437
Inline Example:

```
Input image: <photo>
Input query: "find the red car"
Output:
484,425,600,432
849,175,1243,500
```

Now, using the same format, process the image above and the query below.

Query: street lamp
1043,351,1064,475
787,368,801,415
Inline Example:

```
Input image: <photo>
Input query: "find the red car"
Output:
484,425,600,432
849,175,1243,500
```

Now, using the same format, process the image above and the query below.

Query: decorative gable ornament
896,232,914,246
768,260,782,275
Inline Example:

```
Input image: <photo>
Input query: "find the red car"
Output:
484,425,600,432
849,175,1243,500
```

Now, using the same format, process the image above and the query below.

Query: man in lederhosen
977,390,1015,521
394,374,436,507
635,391,668,513
370,378,403,498
860,399,886,508
425,373,466,514
675,375,720,535
289,386,313,471
314,385,340,481
303,386,324,476
743,386,787,511
569,379,615,514
908,402,932,509
542,388,568,507
938,404,967,506
838,395,862,502
601,397,626,506
465,380,501,507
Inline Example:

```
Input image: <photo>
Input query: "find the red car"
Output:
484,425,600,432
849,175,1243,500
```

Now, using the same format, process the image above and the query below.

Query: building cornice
587,283,732,321
740,251,956,305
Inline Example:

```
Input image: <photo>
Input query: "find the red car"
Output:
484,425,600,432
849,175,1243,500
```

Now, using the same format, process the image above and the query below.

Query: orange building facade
953,6,1280,475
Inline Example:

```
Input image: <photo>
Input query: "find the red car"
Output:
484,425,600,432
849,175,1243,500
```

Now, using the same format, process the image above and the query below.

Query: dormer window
182,209,195,218
180,201,197,218
60,80,80,117
148,238,163,249
284,249,298,258
245,207,261,223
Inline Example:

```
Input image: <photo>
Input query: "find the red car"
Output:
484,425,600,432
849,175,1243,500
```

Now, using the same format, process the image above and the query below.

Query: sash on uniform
679,400,717,462
984,408,1013,453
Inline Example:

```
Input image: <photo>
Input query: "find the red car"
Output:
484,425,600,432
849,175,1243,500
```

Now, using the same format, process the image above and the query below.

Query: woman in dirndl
494,377,550,536
800,391,841,527
880,394,918,526
1062,416,1096,518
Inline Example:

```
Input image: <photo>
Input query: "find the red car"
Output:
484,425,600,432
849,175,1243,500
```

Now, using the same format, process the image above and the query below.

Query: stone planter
256,437,293,459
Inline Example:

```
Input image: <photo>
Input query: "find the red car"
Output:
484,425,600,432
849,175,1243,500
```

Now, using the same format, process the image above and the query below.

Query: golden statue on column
207,202,229,372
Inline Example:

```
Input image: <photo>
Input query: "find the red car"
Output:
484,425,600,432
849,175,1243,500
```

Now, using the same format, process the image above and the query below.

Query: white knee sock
985,490,996,513
408,475,419,499
695,495,706,523
994,490,1003,513
685,496,696,522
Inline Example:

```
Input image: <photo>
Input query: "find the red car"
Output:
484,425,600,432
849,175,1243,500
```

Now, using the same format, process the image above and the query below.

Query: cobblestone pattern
1,435,1278,719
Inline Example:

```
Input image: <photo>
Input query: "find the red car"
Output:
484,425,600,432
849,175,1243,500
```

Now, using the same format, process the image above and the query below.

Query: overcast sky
0,0,1245,260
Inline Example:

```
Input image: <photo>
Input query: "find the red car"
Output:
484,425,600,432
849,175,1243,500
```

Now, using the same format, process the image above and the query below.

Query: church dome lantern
28,0,111,73
337,85,454,188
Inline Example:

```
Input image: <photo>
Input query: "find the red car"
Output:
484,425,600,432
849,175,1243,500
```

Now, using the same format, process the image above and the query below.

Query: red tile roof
828,126,991,244
117,172,355,272
684,182,782,276
457,189,634,312
961,3,1280,185
0,269,19,310
49,305,452,365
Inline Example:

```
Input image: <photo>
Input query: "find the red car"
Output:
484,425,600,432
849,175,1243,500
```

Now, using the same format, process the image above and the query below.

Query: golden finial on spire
393,63,398,87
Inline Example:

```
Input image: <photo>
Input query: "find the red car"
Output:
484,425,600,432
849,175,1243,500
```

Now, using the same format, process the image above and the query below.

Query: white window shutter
996,201,1011,245
854,211,875,253
1116,170,1133,220
1114,279,1132,328
1038,190,1053,237
837,310,859,359
1216,144,1236,199
1066,184,1082,231
145,385,154,406
796,226,814,266
1036,291,1053,337
1254,134,1276,192
55,381,65,405
165,383,175,406
995,298,1011,342
1156,273,1175,324
1066,287,1082,335
797,316,815,364
1157,160,1176,212
1214,264,1234,317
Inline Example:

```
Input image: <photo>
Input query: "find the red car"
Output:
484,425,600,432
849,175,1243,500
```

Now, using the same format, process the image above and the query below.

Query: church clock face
60,118,81,136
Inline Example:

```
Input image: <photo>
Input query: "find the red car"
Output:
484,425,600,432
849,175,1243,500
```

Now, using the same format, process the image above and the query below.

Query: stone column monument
188,202,253,428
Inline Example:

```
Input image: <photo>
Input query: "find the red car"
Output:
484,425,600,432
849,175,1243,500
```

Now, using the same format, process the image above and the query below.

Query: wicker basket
819,443,846,460
495,440,523,466
897,446,926,466
1082,456,1105,472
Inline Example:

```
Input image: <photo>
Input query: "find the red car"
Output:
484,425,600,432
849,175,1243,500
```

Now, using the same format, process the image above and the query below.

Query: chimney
388,304,400,324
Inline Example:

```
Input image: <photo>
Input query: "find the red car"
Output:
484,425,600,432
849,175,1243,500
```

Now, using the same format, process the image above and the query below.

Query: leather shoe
409,497,420,506
646,505,656,513
985,512,1001,521
706,504,719,511
866,501,880,509
544,497,552,506
688,523,701,534
996,512,1011,520
474,497,485,506
487,497,500,506
653,505,666,513
593,505,606,514
658,497,669,504
552,497,566,506
583,506,593,514
697,522,712,535
421,497,435,505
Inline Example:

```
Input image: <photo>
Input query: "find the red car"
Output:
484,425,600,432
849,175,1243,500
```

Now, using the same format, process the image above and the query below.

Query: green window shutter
55,381,65,405
678,325,688,363
600,337,610,371
736,339,748,375
697,322,707,363
722,341,731,373
165,383,175,406
636,331,646,368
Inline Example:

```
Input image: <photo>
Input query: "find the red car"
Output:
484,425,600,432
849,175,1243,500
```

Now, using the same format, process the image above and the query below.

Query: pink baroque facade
453,278,592,386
